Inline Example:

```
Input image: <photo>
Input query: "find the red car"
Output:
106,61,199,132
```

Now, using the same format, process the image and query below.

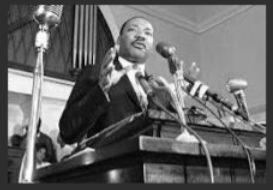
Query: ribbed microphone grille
45,5,63,17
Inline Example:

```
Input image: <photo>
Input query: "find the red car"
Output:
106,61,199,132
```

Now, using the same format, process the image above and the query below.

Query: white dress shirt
118,56,148,110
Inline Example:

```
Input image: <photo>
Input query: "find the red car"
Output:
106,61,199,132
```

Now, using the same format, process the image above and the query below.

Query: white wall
199,5,266,111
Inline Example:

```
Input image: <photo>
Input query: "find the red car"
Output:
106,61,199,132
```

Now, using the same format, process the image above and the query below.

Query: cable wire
149,96,215,183
181,86,256,183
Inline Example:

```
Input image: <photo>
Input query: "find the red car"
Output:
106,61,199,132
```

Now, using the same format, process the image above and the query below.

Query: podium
35,110,266,183
35,136,265,183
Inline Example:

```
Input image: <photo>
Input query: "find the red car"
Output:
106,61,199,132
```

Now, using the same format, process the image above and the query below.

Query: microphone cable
147,95,215,183
181,85,256,183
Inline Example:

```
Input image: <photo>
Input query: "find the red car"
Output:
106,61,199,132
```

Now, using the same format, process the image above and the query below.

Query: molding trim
128,5,199,33
197,5,253,33
8,68,74,101
128,5,254,34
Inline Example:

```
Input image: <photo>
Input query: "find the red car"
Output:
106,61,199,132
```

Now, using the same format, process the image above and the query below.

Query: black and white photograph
7,5,266,183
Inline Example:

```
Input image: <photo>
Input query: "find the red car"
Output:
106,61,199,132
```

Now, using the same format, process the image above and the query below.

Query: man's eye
145,32,153,36
128,28,136,32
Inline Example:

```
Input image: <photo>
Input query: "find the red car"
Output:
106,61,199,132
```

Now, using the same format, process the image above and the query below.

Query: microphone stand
146,77,215,183
18,24,49,183
168,57,187,133
18,5,63,183
181,85,257,183
146,92,215,183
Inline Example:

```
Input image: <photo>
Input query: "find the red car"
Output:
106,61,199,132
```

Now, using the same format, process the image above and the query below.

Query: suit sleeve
59,65,110,144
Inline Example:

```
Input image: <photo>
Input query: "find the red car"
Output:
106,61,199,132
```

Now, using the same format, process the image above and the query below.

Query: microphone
156,42,176,59
135,72,154,97
32,5,64,49
156,42,178,74
226,78,248,93
227,78,250,121
32,5,63,27
156,42,238,113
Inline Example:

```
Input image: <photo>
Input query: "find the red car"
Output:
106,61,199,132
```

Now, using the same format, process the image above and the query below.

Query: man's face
36,147,46,163
118,18,154,64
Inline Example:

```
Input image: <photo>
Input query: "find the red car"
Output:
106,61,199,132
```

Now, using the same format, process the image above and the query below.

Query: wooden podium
35,136,265,183
35,110,266,183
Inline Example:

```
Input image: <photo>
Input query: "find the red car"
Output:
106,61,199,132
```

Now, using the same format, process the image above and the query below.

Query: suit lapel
112,58,142,110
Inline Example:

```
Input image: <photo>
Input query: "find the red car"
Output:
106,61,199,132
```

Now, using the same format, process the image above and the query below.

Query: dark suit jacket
59,56,173,145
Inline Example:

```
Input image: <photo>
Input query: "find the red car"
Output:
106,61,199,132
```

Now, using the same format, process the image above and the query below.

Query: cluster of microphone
142,42,260,183
136,41,251,122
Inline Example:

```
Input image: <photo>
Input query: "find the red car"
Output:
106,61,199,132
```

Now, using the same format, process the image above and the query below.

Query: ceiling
148,5,239,24
128,5,253,33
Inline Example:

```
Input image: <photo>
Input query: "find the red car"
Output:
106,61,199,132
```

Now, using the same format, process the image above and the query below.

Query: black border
3,1,270,190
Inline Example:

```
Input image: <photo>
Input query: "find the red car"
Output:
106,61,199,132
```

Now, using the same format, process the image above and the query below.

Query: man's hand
187,62,200,80
99,47,116,91
149,76,176,94
99,47,131,92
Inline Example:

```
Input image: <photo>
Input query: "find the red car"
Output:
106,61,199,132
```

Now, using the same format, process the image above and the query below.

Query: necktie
133,68,148,111
124,65,148,111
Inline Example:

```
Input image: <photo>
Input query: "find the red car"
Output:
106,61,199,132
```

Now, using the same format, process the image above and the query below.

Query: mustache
132,40,146,49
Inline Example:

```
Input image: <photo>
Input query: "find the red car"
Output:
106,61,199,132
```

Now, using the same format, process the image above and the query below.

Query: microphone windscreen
156,42,176,59
226,78,248,93
33,5,63,26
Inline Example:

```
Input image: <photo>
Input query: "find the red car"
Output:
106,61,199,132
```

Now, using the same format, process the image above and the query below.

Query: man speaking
59,16,169,146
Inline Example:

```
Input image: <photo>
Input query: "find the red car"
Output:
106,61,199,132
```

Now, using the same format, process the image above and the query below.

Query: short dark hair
36,142,47,151
119,16,151,35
